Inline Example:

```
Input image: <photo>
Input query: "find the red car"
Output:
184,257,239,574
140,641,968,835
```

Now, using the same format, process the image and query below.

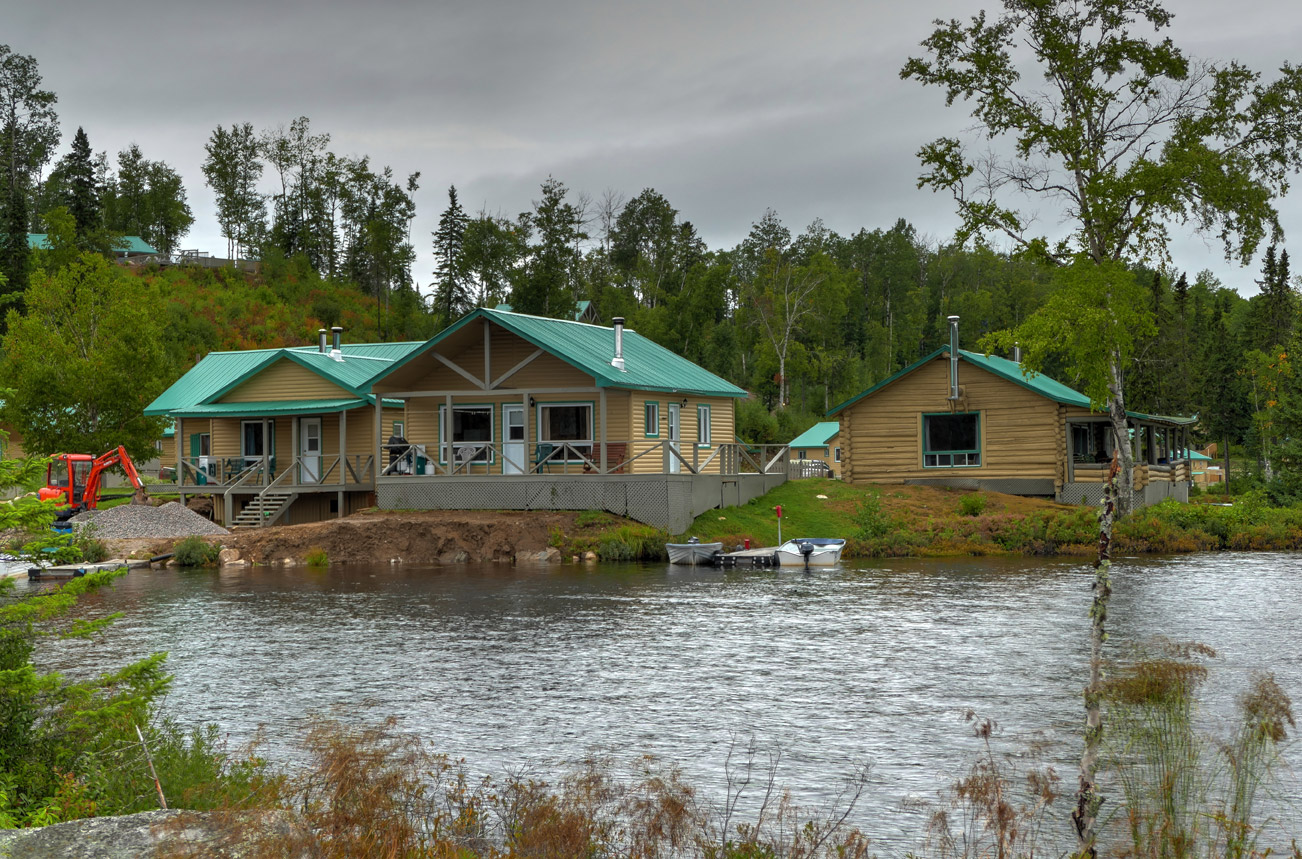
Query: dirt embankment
216,509,578,565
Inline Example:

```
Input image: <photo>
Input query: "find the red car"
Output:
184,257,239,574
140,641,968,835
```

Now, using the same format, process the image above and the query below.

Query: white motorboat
774,538,846,567
666,538,723,566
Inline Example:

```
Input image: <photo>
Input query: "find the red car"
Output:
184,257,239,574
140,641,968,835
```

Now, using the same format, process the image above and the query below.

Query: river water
28,552,1302,850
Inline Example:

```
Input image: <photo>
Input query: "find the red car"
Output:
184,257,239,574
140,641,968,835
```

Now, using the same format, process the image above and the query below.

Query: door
667,404,681,474
300,417,321,483
503,405,525,474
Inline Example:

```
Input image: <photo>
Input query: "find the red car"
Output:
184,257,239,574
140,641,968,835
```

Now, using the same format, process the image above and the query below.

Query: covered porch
1057,415,1196,506
172,400,393,528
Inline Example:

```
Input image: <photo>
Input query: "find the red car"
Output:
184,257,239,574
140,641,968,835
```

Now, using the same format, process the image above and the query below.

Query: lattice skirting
1057,481,1189,507
377,474,784,533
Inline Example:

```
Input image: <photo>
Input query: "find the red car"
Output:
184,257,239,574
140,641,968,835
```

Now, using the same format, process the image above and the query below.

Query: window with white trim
923,412,981,468
696,404,711,446
834,447,841,463
538,403,593,459
439,405,493,463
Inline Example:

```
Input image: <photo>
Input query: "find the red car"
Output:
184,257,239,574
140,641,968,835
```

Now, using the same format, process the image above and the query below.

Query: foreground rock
0,809,290,857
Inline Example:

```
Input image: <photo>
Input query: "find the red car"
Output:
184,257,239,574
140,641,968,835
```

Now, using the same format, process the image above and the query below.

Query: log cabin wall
842,355,1066,487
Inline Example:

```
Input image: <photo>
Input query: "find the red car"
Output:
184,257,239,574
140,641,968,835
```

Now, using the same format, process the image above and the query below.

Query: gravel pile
70,502,230,539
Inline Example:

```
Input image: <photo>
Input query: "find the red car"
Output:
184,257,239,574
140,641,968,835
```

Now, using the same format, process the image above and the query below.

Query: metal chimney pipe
330,326,343,361
1013,343,1022,363
947,315,960,401
318,328,328,354
611,317,626,372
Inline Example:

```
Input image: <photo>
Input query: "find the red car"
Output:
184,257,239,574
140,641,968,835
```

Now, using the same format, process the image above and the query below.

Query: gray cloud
11,0,1302,293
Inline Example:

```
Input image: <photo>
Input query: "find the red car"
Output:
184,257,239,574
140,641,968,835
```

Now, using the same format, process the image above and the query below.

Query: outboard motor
799,541,814,569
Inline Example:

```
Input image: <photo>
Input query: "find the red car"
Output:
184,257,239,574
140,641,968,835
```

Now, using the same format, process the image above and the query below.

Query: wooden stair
230,492,296,529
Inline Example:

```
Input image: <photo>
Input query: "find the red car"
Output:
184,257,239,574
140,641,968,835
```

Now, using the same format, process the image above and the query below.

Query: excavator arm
83,446,147,510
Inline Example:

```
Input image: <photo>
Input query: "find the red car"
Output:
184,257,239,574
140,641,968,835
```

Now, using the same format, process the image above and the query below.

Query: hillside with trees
0,29,1298,499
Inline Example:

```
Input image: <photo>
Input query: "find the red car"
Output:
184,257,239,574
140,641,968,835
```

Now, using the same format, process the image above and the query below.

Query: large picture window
923,412,980,468
439,405,494,463
538,403,593,459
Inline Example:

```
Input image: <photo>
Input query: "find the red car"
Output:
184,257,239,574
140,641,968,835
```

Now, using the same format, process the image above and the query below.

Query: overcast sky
10,0,1302,296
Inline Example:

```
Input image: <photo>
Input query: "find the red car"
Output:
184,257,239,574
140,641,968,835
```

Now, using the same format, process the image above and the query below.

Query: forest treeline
0,42,1296,488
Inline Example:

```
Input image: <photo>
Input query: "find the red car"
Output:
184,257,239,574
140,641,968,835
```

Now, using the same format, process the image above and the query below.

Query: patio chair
533,443,556,473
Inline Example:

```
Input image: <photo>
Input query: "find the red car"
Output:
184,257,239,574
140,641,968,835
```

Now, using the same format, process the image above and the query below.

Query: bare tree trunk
1107,352,1133,516
1072,452,1118,858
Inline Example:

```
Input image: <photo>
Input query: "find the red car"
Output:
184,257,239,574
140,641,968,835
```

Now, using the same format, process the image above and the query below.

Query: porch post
373,397,382,481
523,392,530,471
340,408,348,487
291,415,299,486
444,394,452,474
261,419,269,483
599,388,608,473
176,416,185,505
1065,420,1075,484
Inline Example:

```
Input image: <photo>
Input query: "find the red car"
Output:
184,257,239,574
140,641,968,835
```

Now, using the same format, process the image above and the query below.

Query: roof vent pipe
611,317,626,372
318,329,328,354
947,315,960,401
1013,343,1022,363
330,326,343,362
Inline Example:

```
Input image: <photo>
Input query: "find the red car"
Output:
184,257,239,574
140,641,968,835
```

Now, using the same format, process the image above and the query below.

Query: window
923,412,980,468
797,449,807,459
392,420,405,439
439,405,493,463
241,421,273,466
697,404,711,446
834,447,842,463
538,403,593,459
644,402,660,437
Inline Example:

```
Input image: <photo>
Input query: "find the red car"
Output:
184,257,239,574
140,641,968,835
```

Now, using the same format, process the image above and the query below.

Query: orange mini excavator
39,446,147,519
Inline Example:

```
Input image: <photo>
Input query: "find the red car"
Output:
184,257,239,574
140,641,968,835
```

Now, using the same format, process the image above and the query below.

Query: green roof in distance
790,421,840,449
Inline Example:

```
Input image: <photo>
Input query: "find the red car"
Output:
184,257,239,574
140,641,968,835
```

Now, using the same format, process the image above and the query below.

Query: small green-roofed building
144,336,425,528
829,346,1196,507
789,421,841,478
364,307,784,532
28,233,160,257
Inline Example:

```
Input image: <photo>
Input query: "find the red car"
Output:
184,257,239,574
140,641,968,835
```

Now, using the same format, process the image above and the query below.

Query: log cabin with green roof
145,327,421,528
829,324,1196,508
365,307,787,532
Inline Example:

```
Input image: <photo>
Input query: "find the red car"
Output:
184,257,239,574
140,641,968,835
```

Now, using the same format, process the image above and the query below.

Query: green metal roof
145,342,425,416
165,396,402,419
375,308,748,398
829,348,1195,425
28,233,159,254
496,301,594,322
790,421,840,449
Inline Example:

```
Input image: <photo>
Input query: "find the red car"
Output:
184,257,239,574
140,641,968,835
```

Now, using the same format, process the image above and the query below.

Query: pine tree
0,122,28,311
431,185,470,327
62,126,98,238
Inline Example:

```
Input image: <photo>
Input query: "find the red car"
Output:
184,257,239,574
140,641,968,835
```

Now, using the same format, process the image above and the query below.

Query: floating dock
27,559,149,581
714,547,780,568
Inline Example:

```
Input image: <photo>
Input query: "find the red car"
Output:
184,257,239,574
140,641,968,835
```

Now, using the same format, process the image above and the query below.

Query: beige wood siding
406,328,595,392
843,356,1064,485
219,358,352,403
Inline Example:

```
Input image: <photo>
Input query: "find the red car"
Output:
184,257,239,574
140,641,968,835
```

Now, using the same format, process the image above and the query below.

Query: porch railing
379,441,790,477
181,454,375,490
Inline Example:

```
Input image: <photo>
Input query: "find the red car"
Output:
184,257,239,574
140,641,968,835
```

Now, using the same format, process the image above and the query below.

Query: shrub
852,490,892,540
173,536,220,567
303,547,329,568
958,492,987,517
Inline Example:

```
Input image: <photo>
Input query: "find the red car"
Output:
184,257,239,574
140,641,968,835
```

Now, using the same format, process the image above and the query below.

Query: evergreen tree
513,177,586,317
62,126,99,237
1254,244,1295,352
0,121,28,311
431,185,470,326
